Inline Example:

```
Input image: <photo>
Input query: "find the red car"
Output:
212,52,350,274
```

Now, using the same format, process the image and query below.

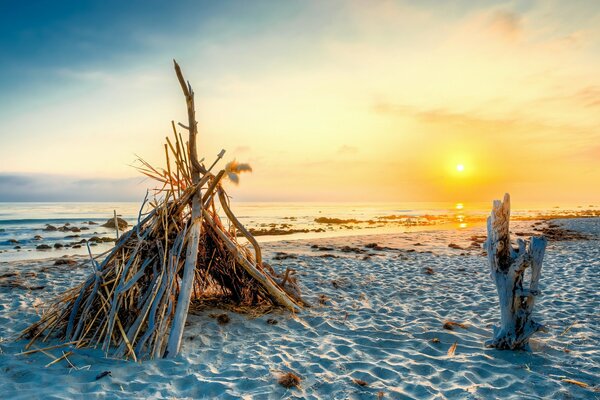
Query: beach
1,217,598,399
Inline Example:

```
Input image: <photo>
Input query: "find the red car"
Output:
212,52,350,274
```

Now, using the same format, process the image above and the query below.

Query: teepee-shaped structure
21,61,305,361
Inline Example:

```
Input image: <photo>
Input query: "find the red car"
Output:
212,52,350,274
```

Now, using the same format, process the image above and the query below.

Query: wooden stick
217,187,262,267
45,351,73,368
203,209,300,312
165,60,204,358
17,341,78,356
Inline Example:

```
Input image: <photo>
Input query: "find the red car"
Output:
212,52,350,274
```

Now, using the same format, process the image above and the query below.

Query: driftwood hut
21,61,306,361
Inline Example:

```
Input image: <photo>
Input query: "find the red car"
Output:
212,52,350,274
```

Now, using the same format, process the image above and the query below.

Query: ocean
0,201,597,261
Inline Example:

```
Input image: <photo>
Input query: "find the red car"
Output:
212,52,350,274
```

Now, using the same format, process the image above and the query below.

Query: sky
0,0,599,203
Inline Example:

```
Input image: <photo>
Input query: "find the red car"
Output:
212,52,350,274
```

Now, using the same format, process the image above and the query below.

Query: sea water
0,201,597,261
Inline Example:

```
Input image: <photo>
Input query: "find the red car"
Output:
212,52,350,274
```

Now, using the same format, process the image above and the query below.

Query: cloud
0,173,148,202
372,101,516,129
486,10,522,41
337,145,358,155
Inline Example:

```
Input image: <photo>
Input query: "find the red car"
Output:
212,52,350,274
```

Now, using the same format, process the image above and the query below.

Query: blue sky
1,1,599,202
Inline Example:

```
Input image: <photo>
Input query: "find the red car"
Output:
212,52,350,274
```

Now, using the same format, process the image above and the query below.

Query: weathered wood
165,60,203,358
484,193,547,350
202,209,301,313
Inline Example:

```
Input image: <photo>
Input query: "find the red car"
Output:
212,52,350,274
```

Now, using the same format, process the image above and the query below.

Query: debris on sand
95,371,112,381
561,378,588,388
443,320,468,330
278,371,301,389
447,342,457,357
353,378,369,387
318,294,328,305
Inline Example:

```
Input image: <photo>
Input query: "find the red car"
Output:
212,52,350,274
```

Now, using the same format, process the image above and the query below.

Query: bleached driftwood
165,60,203,358
484,193,547,350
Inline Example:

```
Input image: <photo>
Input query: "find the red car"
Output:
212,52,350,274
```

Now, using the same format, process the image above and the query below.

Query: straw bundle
20,61,305,360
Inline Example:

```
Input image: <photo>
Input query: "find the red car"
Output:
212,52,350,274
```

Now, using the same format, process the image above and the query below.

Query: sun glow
456,164,465,172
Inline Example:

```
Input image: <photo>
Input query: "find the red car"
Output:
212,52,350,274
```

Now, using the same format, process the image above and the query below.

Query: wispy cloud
487,10,522,41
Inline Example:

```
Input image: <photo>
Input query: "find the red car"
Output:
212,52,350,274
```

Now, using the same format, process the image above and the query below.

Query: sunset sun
456,164,465,172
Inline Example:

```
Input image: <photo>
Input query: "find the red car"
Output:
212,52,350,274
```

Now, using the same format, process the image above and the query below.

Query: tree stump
484,193,547,350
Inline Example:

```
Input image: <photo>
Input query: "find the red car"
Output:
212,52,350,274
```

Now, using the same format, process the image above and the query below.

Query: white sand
0,218,598,399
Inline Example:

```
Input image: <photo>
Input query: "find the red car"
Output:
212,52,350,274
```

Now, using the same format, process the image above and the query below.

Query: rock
273,252,298,260
43,225,58,231
14,246,21,250
54,243,64,249
88,221,98,225
8,239,19,244
36,244,52,250
33,235,43,240
54,258,76,266
101,217,128,230
89,236,116,243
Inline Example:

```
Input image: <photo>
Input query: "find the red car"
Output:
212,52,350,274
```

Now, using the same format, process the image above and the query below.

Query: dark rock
340,246,364,254
89,236,115,243
33,235,43,240
319,254,339,258
53,243,63,249
273,252,298,260
36,244,52,250
43,225,58,231
8,239,19,244
101,217,128,230
54,258,76,266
